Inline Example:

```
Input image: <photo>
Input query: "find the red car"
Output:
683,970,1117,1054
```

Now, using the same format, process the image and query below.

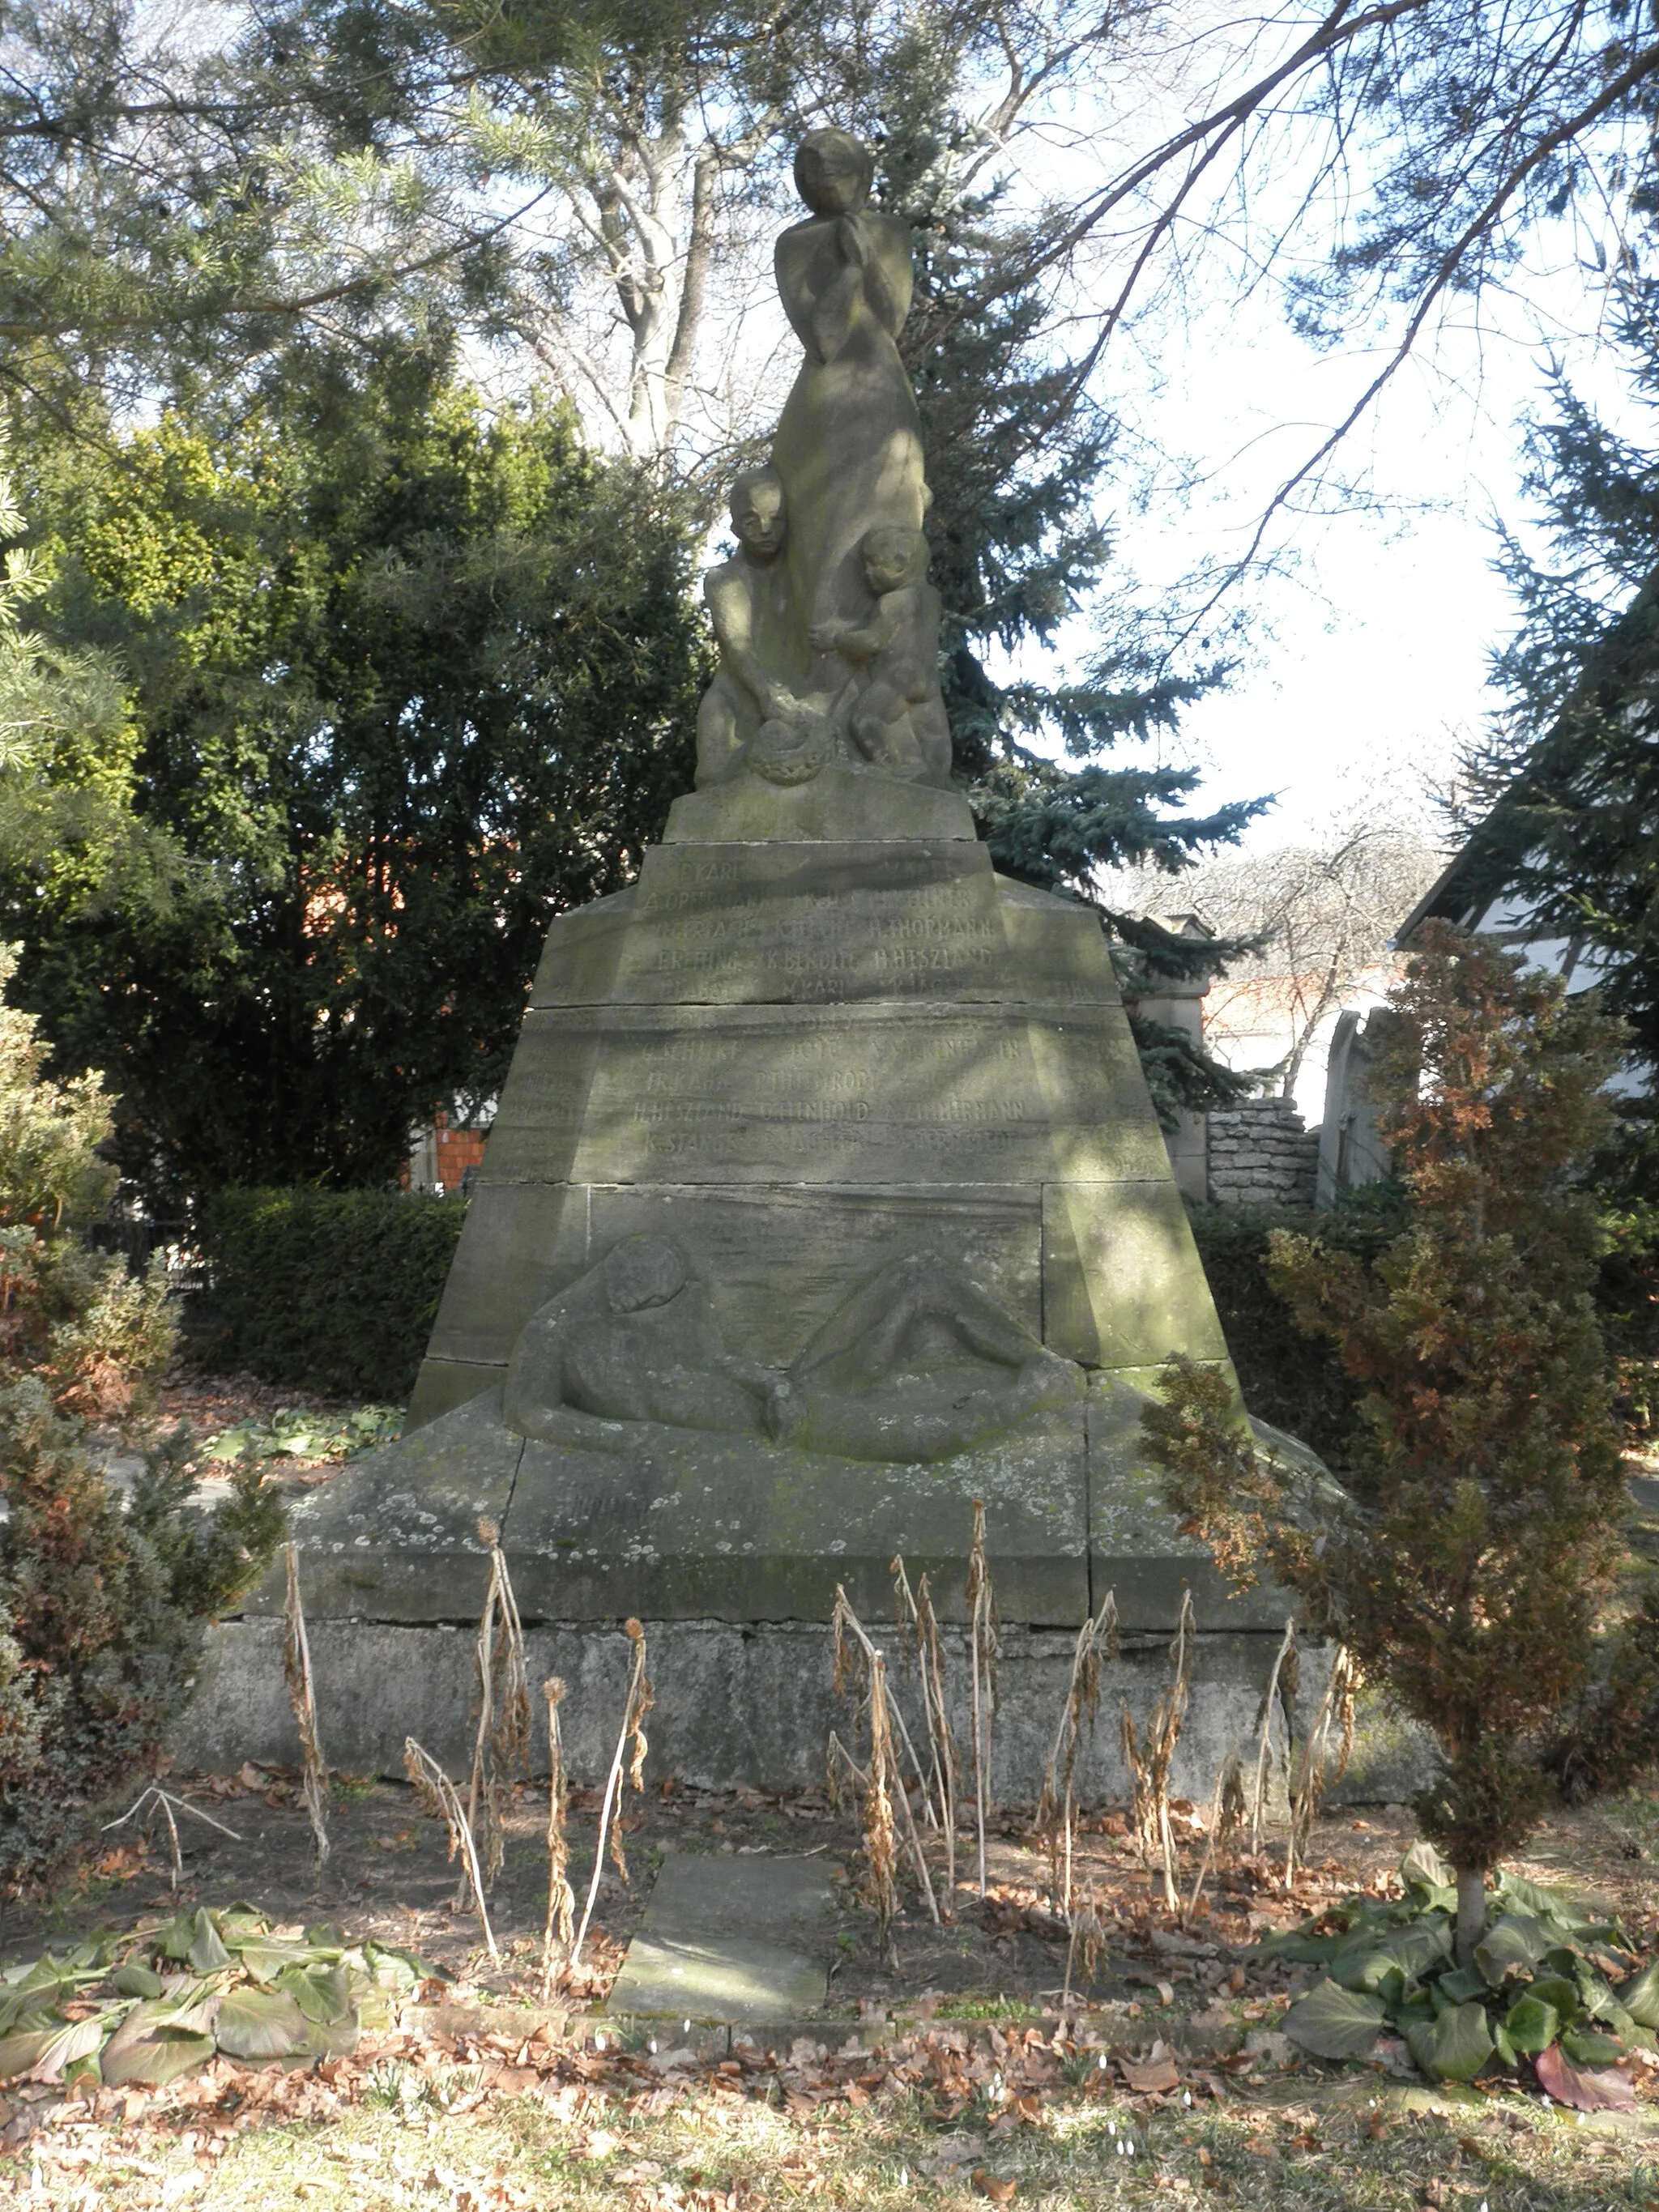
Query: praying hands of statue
804,210,903,365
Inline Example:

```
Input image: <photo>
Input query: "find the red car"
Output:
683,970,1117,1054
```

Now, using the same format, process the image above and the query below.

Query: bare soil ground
9,1766,1657,2018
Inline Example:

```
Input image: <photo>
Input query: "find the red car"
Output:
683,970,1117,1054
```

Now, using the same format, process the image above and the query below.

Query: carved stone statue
503,1236,1081,1464
693,130,953,795
812,525,952,782
695,467,798,788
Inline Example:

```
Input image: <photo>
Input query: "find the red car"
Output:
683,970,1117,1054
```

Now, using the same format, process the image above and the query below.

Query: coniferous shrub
0,957,283,1883
1145,924,1657,1963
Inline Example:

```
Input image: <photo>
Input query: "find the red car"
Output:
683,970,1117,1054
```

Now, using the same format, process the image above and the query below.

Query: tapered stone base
302,804,1283,1666
406,830,1230,1439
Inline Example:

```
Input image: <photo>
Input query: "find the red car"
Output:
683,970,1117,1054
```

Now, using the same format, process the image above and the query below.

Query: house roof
1395,559,1659,948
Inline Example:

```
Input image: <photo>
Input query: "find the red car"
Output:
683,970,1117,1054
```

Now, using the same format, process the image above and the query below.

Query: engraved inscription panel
484,1004,1168,1186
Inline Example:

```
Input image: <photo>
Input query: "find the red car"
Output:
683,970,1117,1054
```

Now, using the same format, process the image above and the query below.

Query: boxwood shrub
194,1188,467,1400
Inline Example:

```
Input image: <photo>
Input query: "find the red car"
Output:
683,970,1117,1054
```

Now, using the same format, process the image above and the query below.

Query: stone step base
173,1617,1429,1804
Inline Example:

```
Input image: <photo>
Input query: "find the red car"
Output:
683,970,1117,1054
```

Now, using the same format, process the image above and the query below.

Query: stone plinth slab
504,1396,1088,1626
539,840,1014,1009
258,1376,1304,1634
531,849,1122,1014
259,1387,1090,1626
665,766,975,843
608,1855,831,2024
481,1003,1168,1191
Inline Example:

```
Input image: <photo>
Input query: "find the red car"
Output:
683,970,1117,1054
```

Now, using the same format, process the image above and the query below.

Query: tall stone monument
253,132,1289,1751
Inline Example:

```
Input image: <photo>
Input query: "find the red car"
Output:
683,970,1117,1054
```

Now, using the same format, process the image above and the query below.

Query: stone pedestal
258,777,1249,1656
408,789,1229,1438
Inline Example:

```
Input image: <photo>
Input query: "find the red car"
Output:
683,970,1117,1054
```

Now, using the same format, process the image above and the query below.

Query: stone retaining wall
1206,1096,1320,1208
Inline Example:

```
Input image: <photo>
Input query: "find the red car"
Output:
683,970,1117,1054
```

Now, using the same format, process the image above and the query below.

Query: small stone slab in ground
607,1851,831,2024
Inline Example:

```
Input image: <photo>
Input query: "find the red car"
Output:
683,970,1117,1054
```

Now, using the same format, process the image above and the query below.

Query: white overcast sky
1065,228,1644,862
938,15,1657,867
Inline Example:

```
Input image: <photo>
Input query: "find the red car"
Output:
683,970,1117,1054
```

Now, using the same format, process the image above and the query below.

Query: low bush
0,957,284,1883
1277,1839,1653,2109
194,1188,467,1400
1183,1195,1399,1465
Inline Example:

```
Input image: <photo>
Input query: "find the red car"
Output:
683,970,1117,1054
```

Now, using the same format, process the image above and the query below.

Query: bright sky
1090,247,1640,859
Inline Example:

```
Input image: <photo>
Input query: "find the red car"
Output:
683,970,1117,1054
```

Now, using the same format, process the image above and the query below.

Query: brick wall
1206,1095,1320,1208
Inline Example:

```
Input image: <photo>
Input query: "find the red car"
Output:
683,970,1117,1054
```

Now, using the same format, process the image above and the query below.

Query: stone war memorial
190,130,1386,1799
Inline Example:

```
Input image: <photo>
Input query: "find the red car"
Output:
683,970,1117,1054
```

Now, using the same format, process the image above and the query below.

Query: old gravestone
203,129,1350,1791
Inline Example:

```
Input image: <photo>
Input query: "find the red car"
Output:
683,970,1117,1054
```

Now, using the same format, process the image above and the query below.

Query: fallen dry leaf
972,2171,1017,2203
1119,2052,1180,2095
1535,2045,1636,2113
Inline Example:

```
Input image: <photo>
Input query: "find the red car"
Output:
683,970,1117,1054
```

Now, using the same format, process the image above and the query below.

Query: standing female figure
770,130,929,694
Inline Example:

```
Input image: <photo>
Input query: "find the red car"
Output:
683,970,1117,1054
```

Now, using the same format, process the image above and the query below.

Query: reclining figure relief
503,1236,1081,1464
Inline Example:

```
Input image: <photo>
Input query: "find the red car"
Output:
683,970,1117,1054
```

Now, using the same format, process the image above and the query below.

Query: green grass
14,2049,1656,2209
932,1994,1043,2021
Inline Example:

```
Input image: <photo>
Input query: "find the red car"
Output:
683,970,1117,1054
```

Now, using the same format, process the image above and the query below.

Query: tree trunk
1454,1865,1487,1967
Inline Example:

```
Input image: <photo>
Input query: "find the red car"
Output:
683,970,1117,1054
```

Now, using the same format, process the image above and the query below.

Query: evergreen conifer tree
1469,354,1659,1077
1144,926,1653,1961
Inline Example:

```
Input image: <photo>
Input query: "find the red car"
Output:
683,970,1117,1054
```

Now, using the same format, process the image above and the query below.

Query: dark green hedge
193,1188,467,1400
1183,1200,1396,1467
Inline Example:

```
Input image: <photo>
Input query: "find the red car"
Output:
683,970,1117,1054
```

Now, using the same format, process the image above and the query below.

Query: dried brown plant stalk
465,1517,531,1894
1120,1586,1195,1912
404,1736,499,1961
891,1556,958,1890
965,1500,1000,1897
570,1618,654,1971
825,1728,859,1813
838,1579,932,1813
540,1677,576,1998
1183,1745,1246,1926
1037,1592,1120,1914
1251,1619,1299,1856
281,1542,330,1869
831,1586,940,1927
1288,1645,1358,1880
826,1721,901,1946
864,1654,902,1949
1062,1883,1108,2014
